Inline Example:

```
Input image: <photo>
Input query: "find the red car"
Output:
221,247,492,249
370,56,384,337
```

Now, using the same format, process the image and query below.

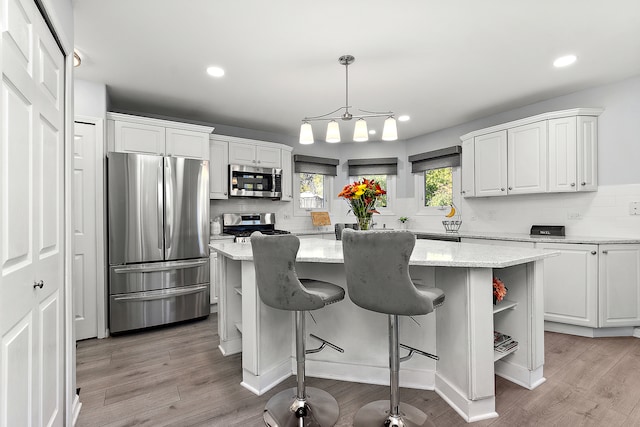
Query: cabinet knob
461,190,466,194
224,192,227,196
257,160,261,164
33,280,44,289
591,251,597,255
581,182,586,186
602,250,608,254
570,183,576,187
508,186,512,190
501,188,505,192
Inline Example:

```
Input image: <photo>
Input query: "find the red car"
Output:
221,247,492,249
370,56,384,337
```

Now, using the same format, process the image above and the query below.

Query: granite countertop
405,229,640,244
210,236,556,268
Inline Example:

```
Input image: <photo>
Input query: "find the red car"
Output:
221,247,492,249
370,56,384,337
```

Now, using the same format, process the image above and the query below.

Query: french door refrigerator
107,152,210,333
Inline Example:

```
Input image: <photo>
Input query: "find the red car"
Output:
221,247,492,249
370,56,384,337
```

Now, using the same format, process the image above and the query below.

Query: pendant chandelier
299,55,398,145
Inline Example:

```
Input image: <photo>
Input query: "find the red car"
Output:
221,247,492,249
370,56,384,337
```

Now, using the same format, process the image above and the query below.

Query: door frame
74,116,107,339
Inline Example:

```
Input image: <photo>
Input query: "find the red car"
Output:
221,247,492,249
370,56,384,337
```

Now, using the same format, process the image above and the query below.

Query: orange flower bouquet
493,277,508,304
337,178,386,230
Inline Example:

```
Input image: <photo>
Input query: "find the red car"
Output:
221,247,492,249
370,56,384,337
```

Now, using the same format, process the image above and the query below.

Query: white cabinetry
461,108,602,198
474,131,507,197
548,116,598,192
280,149,293,201
229,141,281,167
209,138,229,199
537,243,598,327
599,244,640,327
107,112,213,160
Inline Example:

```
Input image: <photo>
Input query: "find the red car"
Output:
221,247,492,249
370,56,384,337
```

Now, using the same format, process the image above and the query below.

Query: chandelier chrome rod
302,112,393,122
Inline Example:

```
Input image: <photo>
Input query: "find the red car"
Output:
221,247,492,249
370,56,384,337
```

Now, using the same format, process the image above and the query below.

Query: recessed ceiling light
369,129,376,135
398,115,410,122
206,66,225,77
553,55,577,68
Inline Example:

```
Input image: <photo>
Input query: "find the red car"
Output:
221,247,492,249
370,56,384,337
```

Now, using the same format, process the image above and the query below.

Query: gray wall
74,79,109,119
406,75,640,187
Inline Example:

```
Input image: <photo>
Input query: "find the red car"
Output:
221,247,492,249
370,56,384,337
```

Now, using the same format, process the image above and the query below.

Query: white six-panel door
73,122,98,340
0,0,65,425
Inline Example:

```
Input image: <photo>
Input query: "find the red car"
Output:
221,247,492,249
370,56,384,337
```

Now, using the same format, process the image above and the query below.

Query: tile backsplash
210,183,640,238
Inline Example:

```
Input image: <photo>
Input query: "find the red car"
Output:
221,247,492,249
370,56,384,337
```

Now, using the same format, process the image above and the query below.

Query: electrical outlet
283,214,291,220
567,212,583,220
630,201,640,216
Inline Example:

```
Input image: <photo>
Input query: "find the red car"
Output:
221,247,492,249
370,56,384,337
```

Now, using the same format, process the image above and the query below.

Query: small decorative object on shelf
398,216,408,229
338,178,386,230
442,203,462,233
493,277,508,305
494,331,518,354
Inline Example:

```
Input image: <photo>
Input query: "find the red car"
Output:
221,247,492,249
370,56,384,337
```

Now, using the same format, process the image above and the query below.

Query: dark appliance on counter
229,164,282,199
530,225,566,237
107,153,210,334
416,232,462,242
222,213,290,243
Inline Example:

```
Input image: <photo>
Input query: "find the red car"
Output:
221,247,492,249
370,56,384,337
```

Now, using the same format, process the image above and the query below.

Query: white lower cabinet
210,252,218,305
537,243,598,327
538,242,640,329
599,244,640,327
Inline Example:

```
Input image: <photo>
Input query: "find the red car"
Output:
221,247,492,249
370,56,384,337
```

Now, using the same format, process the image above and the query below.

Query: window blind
293,155,339,176
347,157,398,176
408,146,461,173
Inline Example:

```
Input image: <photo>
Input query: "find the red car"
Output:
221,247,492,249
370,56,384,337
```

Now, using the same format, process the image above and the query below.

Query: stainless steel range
222,213,290,243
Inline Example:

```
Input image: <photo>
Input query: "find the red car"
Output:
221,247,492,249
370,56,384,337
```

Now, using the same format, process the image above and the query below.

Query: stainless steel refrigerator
107,152,210,333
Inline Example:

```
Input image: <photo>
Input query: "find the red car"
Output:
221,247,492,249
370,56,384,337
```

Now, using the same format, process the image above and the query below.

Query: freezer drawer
109,258,209,294
109,284,209,333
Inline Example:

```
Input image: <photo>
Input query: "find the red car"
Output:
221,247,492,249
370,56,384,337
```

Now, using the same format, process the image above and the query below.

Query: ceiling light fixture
299,55,398,145
206,66,225,77
553,55,577,68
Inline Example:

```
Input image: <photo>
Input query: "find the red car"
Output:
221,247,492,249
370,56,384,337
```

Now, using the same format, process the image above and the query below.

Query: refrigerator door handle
112,284,208,302
157,161,164,251
164,157,173,254
112,259,209,274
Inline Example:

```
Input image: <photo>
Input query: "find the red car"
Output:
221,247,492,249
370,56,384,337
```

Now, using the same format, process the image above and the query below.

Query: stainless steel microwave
229,164,282,199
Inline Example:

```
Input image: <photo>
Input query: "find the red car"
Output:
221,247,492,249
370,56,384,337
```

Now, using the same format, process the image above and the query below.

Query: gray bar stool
341,229,445,427
251,232,345,427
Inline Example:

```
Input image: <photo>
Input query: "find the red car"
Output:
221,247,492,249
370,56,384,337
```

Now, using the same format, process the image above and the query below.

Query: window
415,166,459,214
423,167,453,207
299,172,326,210
295,173,331,216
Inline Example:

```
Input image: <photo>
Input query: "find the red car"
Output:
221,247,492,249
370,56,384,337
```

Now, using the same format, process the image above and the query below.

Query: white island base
212,238,550,423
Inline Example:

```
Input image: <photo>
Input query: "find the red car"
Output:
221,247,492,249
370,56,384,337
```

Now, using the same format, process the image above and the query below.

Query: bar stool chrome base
353,400,436,427
264,386,340,427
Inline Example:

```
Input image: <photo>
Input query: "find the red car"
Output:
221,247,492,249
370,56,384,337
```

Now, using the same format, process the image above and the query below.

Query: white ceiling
73,0,640,142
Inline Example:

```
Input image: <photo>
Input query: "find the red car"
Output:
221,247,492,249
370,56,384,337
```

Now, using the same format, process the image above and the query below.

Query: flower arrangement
337,178,386,230
399,216,409,223
493,277,508,304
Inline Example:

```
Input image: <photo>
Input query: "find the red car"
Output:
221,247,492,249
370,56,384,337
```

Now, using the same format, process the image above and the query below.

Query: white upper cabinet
507,121,547,194
107,112,213,160
461,108,602,198
209,138,229,199
474,130,507,197
280,149,293,201
228,141,281,167
548,116,598,192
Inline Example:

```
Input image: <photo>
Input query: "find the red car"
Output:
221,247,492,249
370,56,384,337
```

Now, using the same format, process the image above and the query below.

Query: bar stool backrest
342,229,437,316
250,232,326,311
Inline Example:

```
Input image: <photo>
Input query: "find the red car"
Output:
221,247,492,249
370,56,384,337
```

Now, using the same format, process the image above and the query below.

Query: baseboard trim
71,393,82,426
218,338,241,356
434,373,497,422
240,358,292,396
544,321,635,338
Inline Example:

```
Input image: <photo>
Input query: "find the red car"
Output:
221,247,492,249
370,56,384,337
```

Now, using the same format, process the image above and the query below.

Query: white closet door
73,122,98,340
0,0,65,425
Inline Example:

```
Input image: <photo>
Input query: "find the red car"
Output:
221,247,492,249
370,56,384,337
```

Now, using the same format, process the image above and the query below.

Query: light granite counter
406,229,640,245
213,237,554,423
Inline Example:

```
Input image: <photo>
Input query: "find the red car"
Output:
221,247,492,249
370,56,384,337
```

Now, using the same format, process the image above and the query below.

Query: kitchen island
210,238,555,422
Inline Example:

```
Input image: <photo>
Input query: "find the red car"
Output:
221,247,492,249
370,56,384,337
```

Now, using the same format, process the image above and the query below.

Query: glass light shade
299,122,314,145
382,116,398,141
326,120,341,143
353,119,369,142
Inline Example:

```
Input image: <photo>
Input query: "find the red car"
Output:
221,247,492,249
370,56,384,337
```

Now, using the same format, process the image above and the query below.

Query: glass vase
356,215,373,231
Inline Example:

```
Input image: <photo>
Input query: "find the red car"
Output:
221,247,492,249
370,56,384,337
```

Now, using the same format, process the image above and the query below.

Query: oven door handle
112,284,208,302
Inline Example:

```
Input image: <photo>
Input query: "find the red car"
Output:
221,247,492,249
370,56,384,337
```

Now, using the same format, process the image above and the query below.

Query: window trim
414,166,460,216
294,172,333,217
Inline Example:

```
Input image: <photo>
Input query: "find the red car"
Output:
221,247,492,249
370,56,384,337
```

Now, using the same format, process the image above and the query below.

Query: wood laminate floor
76,316,640,426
